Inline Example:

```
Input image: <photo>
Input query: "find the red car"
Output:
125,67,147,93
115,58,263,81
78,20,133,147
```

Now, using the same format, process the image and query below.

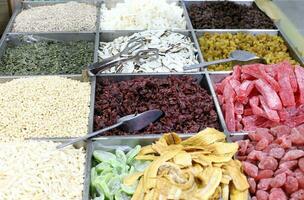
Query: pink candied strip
223,82,236,131
249,96,266,117
277,64,295,107
295,65,304,104
282,61,298,92
259,95,280,122
255,79,282,110
242,64,280,92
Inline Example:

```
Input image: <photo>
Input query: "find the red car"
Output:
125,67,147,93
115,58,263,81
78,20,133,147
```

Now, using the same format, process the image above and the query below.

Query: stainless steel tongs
88,37,159,75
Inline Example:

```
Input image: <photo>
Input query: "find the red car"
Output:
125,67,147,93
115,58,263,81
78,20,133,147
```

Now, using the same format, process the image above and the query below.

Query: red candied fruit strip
277,63,296,107
255,79,282,110
259,95,280,122
295,65,304,104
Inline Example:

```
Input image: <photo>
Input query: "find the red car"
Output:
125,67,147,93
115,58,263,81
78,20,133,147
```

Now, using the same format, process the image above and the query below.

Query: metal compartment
96,30,202,72
99,0,191,31
5,0,100,34
183,0,277,31
0,74,95,141
91,72,225,138
195,29,304,71
0,32,96,77
22,137,91,200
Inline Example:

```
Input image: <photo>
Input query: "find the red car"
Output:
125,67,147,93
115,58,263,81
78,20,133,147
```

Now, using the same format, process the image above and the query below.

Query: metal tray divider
205,72,228,133
181,0,194,31
0,4,21,43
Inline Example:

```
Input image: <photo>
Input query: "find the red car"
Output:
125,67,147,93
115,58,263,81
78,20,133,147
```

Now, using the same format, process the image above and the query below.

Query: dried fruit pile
237,126,304,200
188,1,274,29
127,128,249,199
216,62,304,132
199,33,296,71
94,76,219,135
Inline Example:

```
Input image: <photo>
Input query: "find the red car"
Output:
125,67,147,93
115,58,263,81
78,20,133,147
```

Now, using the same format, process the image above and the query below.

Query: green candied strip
93,151,116,163
96,162,113,173
126,145,141,165
116,149,127,164
95,176,113,200
114,190,131,200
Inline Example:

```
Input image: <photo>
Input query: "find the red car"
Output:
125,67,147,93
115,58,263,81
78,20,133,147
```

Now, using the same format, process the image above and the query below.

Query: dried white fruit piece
100,0,186,30
98,30,198,73
13,2,96,32
0,140,85,200
0,76,90,140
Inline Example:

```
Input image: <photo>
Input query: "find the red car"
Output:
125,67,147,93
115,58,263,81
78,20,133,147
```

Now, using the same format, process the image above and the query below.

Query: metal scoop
183,50,266,71
57,109,163,149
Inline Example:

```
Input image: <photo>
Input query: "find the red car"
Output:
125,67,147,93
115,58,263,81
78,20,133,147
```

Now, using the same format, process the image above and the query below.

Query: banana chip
127,128,249,200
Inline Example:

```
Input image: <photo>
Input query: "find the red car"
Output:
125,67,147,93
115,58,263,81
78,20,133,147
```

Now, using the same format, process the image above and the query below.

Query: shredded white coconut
100,0,186,30
0,140,85,200
98,30,198,73
0,76,91,140
13,2,96,32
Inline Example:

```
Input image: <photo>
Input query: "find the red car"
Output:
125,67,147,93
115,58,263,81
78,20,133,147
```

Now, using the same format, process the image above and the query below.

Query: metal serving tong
184,50,266,71
88,37,159,75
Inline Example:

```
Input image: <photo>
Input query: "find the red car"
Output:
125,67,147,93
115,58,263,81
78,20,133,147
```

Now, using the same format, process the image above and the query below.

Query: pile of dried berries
94,76,219,135
99,30,198,73
0,40,94,75
188,1,275,29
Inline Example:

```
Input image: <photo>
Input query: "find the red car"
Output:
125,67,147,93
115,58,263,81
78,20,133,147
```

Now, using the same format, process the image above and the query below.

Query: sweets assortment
1,0,304,200
94,76,219,135
199,33,296,71
236,126,304,200
216,62,304,132
99,30,198,73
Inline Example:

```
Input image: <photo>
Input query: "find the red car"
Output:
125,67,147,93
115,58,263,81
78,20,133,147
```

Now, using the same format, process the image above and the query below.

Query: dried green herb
0,41,94,75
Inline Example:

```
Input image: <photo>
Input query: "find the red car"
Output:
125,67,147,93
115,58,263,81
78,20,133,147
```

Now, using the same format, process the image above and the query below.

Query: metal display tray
0,74,95,139
99,0,192,31
28,137,92,200
182,0,278,31
90,72,226,137
1,0,100,35
0,32,98,76
194,29,304,67
98,29,204,67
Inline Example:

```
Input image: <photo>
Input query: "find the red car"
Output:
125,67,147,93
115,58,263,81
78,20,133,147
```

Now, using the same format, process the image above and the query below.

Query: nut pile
12,2,96,32
200,33,296,71
94,76,219,135
99,30,198,73
0,76,91,140
100,0,186,30
188,1,274,29
0,140,85,200
0,39,94,75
